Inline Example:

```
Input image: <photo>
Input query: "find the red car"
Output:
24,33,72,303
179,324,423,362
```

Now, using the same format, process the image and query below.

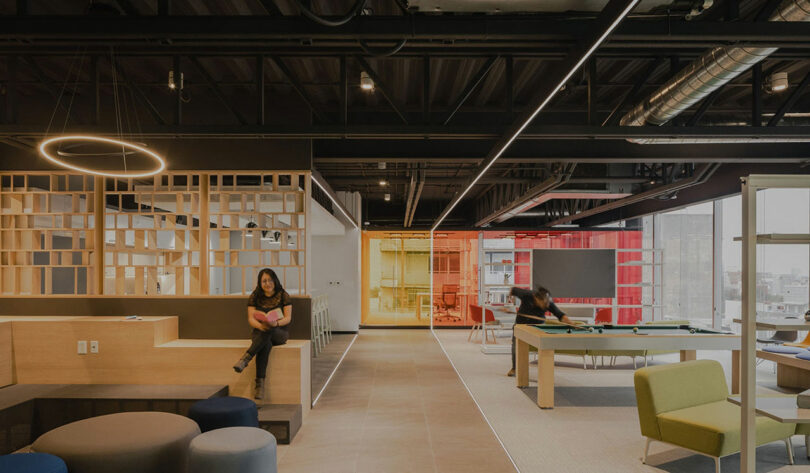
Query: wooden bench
757,349,810,390
0,317,310,410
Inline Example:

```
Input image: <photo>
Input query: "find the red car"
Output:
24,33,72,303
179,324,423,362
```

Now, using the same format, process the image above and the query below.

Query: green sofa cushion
657,400,796,457
588,349,645,357
634,360,729,440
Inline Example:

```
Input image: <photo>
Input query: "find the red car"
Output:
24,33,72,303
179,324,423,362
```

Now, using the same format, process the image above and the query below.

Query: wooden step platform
258,403,302,445
0,383,227,455
757,349,810,390
0,316,310,409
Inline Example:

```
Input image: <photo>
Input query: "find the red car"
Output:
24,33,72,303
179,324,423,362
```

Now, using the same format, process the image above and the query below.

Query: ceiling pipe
403,167,417,228
620,0,810,141
406,169,425,228
545,163,720,226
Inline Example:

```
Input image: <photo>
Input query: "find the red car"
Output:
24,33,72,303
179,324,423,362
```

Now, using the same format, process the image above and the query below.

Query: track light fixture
360,71,374,91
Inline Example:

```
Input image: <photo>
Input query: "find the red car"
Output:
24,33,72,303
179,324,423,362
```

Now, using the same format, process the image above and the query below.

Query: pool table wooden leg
731,350,740,394
538,349,555,409
680,350,697,362
516,339,529,387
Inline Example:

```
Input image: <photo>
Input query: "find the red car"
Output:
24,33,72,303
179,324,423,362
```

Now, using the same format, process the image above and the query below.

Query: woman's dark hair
251,268,284,300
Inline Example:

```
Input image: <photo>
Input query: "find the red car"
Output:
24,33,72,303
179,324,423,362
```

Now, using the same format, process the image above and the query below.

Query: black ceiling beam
578,163,810,226
755,0,784,21
313,138,810,163
0,124,810,140
602,57,663,126
355,56,409,124
768,69,810,126
187,56,248,125
442,56,499,125
112,60,167,126
4,17,810,43
115,0,141,16
433,0,641,228
19,56,81,123
257,0,283,15
269,56,329,123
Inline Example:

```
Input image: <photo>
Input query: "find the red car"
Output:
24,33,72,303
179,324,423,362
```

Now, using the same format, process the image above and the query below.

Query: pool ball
588,327,594,332
567,328,572,334
632,327,639,333
689,328,696,334
598,328,603,334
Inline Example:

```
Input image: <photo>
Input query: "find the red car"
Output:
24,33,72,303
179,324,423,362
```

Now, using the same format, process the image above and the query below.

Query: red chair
468,304,502,343
595,308,612,325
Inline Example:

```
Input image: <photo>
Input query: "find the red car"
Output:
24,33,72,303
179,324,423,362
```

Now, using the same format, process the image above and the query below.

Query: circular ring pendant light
37,47,167,178
39,135,166,178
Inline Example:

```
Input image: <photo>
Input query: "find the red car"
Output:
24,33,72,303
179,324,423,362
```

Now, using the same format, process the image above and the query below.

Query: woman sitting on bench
233,268,292,400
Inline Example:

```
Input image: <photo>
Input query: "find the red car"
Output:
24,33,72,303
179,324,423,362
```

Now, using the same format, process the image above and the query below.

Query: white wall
310,191,361,332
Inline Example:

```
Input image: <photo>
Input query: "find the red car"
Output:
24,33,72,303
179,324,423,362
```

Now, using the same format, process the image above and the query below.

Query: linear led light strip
311,173,359,229
311,333,358,406
431,0,641,232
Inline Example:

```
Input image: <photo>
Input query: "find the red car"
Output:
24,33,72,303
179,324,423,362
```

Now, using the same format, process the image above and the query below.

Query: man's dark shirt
511,287,565,324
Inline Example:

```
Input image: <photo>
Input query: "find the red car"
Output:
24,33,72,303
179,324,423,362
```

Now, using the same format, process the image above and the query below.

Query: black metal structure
1,0,810,228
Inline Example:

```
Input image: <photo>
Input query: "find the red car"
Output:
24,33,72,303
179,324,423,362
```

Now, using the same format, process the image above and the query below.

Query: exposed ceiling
1,0,810,229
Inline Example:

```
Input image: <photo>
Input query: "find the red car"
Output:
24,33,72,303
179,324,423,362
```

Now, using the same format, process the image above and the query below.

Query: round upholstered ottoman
188,427,277,473
0,453,67,473
188,396,259,432
31,412,200,473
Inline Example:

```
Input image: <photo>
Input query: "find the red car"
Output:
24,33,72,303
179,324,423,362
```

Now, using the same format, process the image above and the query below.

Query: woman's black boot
233,352,253,373
254,378,265,400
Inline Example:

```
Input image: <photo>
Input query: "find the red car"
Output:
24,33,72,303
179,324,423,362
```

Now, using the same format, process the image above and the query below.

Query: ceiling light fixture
311,173,359,229
379,180,388,186
168,70,183,90
38,48,167,179
360,71,374,91
767,71,789,93
430,0,641,231
39,135,166,179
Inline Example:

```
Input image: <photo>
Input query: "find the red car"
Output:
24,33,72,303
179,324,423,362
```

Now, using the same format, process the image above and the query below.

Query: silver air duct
621,0,810,132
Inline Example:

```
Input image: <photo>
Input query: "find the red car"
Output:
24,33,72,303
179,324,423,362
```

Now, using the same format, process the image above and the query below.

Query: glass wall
362,231,431,325
432,232,479,326
481,230,645,324
718,189,810,327
654,202,714,325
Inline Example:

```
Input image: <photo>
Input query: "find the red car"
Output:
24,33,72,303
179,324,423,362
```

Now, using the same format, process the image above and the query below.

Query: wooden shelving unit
0,173,97,295
1,171,310,297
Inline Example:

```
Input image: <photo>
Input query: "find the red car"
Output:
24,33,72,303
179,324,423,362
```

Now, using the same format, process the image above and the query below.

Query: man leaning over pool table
506,286,574,377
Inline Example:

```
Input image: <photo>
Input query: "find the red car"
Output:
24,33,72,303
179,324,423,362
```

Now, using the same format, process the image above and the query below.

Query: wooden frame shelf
1,171,310,297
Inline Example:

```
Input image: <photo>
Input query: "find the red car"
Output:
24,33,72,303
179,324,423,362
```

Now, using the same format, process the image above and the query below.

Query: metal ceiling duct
621,0,810,134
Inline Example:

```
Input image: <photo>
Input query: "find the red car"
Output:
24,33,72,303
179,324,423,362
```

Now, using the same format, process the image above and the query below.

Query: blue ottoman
188,396,259,432
796,350,810,361
0,453,67,473
763,345,806,355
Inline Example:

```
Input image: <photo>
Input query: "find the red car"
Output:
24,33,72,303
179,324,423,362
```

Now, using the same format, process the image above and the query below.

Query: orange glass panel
432,231,478,327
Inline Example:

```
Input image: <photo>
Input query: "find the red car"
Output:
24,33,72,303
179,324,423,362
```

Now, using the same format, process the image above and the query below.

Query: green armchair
634,360,796,473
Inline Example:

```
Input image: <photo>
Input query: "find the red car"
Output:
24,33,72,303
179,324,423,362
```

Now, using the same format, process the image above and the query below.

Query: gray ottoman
31,412,200,473
188,427,277,473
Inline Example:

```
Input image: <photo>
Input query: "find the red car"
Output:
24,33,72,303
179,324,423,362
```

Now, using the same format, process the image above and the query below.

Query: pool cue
514,312,590,331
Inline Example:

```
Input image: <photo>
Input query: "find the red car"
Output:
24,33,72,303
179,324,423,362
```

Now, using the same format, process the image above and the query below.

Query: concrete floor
277,329,516,473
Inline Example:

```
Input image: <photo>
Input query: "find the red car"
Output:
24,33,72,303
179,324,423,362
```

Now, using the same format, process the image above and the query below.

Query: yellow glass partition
362,231,430,325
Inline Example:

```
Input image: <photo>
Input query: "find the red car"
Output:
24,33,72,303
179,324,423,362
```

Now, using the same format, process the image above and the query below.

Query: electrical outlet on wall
77,340,87,355
90,341,99,353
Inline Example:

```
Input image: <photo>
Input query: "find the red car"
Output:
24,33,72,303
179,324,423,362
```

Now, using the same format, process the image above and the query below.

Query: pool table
514,323,741,408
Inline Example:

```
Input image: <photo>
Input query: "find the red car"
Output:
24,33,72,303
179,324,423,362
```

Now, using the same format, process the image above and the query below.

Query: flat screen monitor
531,249,615,298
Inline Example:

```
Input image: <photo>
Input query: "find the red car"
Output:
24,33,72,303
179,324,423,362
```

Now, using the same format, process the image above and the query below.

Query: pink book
253,308,283,324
